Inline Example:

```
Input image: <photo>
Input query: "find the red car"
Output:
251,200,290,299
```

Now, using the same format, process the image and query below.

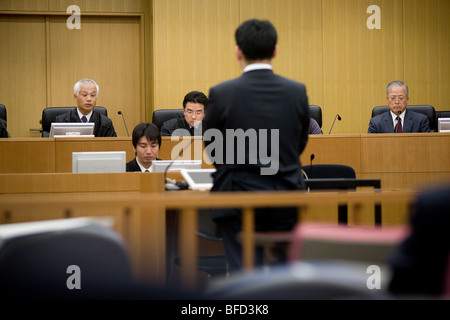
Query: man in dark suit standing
368,81,430,133
126,122,161,172
160,91,208,136
203,19,310,272
55,78,117,137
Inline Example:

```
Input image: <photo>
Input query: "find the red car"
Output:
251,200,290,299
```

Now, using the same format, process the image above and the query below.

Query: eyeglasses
185,110,204,116
388,96,406,102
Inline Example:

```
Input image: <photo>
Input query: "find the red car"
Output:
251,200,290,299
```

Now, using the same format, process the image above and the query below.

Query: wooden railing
0,187,417,290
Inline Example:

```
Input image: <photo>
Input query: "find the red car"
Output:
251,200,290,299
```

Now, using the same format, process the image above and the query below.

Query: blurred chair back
206,260,390,300
0,104,6,122
152,109,184,130
288,223,410,265
41,106,108,137
309,105,322,129
372,105,437,132
0,218,133,298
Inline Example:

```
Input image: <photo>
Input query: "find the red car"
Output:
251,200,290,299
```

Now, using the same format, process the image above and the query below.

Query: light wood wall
0,0,149,138
0,0,449,137
152,0,450,134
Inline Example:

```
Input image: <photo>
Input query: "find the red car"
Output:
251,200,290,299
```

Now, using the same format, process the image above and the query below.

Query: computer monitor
49,122,95,138
437,118,450,132
152,160,202,172
180,168,216,191
72,151,126,173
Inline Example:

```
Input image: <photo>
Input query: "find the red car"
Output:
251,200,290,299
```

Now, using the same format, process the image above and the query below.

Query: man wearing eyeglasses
368,81,430,133
160,90,208,136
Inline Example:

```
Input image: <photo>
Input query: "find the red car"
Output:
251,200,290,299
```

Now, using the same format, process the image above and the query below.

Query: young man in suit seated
126,122,161,172
368,80,430,133
55,78,117,137
160,90,208,136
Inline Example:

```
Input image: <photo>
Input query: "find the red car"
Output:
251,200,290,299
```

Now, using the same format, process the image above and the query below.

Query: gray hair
74,79,99,96
387,81,408,97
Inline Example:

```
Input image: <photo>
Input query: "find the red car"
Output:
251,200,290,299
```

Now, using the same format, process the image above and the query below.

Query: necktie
144,169,150,172
395,117,403,133
81,116,87,123
190,127,195,136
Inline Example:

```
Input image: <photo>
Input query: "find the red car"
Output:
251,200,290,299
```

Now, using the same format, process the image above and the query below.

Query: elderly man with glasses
368,81,430,133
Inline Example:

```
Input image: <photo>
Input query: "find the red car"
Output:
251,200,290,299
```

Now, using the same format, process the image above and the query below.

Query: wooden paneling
301,135,361,173
0,172,140,194
322,0,405,135
47,15,143,138
0,172,166,284
0,138,55,173
361,133,450,173
403,0,450,109
0,0,49,11
0,15,47,138
0,12,144,138
2,134,449,192
0,0,449,137
240,0,324,114
152,0,240,109
54,137,134,172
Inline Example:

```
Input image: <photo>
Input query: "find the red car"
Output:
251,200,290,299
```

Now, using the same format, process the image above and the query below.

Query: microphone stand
118,111,129,137
328,114,342,134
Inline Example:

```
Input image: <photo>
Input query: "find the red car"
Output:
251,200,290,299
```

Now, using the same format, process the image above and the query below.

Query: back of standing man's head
182,91,209,109
132,122,161,148
235,19,277,61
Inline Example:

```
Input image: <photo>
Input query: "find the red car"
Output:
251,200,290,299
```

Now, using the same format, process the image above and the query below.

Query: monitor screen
152,160,202,172
180,168,215,191
50,122,95,138
72,151,126,173
437,118,450,132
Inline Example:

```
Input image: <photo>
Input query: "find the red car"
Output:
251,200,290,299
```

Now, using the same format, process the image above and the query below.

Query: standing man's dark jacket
204,68,310,224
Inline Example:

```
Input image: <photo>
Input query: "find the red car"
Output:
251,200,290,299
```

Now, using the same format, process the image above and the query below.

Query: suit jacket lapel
382,112,395,133
403,110,413,133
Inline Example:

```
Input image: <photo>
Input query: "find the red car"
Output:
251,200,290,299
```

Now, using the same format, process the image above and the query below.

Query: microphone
164,139,193,191
309,153,315,178
117,111,129,137
395,110,401,133
328,114,342,134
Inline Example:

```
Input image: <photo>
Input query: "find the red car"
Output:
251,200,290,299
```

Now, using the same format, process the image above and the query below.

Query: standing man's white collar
243,63,272,73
